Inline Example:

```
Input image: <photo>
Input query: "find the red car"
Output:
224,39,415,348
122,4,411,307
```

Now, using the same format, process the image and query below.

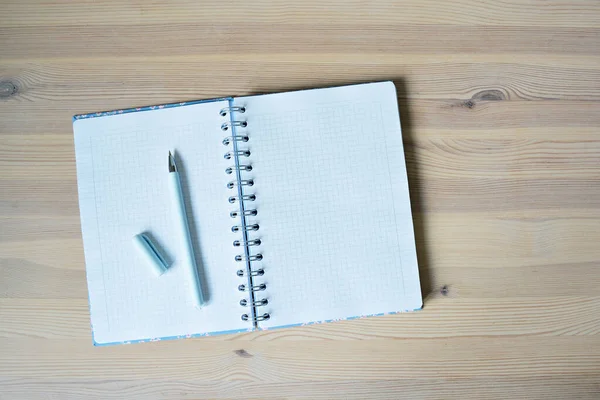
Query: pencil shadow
175,155,212,304
393,78,434,302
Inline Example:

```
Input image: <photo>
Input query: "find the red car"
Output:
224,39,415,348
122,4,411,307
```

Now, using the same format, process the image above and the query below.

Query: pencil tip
168,151,177,172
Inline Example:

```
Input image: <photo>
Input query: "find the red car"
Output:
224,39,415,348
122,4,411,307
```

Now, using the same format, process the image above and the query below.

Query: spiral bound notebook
73,81,422,346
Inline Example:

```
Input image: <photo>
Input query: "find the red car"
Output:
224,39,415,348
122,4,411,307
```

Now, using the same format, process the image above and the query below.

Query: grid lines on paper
248,100,406,326
84,115,241,338
89,125,199,330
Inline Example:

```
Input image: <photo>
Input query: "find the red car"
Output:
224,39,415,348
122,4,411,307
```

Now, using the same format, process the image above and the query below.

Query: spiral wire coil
220,105,269,326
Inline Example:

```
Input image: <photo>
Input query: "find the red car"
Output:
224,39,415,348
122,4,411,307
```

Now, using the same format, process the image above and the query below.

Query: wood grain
1,0,600,399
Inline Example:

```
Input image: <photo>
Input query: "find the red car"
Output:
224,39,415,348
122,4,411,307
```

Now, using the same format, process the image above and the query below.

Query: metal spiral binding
240,298,268,306
230,209,257,218
222,135,249,146
231,224,259,233
224,150,250,160
242,313,270,322
228,194,255,204
227,179,253,189
226,165,252,174
237,268,264,277
220,105,269,326
233,239,261,247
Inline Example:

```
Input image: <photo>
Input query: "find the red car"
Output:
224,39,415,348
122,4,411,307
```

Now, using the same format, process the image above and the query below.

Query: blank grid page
236,82,422,329
74,100,247,344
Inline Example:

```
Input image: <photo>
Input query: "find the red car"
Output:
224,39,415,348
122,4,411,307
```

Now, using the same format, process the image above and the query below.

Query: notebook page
74,100,247,344
234,82,422,329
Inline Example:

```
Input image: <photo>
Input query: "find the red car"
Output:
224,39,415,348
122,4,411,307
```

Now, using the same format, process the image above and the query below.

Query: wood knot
440,285,449,296
463,100,475,109
457,89,505,109
472,89,506,102
234,349,253,358
0,80,18,99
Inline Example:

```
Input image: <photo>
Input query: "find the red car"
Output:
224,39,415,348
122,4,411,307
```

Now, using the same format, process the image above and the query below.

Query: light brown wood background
1,0,600,399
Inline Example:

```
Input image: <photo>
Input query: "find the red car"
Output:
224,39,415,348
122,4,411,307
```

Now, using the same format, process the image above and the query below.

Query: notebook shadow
393,78,434,303
174,156,212,304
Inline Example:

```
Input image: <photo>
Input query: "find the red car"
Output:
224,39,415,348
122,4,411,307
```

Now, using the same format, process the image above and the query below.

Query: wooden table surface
2,1,600,399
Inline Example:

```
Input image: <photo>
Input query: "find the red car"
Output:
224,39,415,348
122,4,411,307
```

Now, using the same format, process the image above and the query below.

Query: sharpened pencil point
168,151,177,173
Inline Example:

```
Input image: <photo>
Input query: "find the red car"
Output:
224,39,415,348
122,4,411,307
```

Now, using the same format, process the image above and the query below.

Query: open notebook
73,81,422,345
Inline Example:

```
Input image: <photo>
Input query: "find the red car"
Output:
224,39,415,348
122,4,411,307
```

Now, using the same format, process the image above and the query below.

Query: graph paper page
74,100,248,344
235,82,422,329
